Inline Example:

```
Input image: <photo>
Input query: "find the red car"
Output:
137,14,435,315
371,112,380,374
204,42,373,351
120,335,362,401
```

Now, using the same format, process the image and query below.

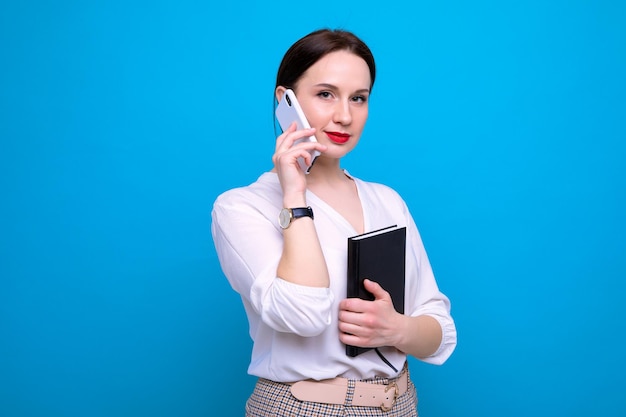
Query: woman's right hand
272,122,326,203
272,122,331,290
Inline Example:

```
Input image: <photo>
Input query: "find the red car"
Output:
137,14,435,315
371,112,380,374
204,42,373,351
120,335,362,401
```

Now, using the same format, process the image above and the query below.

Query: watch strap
290,206,314,220
279,206,314,229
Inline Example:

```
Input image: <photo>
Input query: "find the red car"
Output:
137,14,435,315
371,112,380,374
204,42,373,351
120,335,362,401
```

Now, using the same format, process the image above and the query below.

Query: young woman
211,29,456,416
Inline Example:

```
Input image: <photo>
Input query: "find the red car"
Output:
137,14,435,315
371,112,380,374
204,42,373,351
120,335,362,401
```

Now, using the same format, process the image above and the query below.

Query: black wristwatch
278,206,314,229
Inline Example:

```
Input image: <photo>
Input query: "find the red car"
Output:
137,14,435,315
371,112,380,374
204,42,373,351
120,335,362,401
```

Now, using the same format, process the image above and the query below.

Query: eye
317,91,333,99
352,95,368,103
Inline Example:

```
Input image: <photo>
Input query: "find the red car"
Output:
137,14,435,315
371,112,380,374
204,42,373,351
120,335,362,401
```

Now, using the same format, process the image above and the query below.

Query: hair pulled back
275,29,376,92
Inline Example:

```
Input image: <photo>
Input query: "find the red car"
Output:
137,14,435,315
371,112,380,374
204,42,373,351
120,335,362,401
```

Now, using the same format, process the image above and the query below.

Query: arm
273,122,329,288
278,204,328,288
210,124,331,337
338,279,444,359
212,196,334,337
337,195,456,364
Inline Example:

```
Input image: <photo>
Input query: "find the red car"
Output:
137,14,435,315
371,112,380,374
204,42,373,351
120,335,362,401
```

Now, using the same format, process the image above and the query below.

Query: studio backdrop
1,1,625,416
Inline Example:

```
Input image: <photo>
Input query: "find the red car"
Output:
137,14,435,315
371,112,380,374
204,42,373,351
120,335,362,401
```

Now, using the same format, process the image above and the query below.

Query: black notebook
346,225,407,357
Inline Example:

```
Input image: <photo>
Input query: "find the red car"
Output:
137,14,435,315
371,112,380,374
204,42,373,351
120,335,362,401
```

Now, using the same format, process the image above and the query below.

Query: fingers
274,123,316,164
338,327,375,348
363,279,392,302
338,280,391,314
273,124,327,188
337,309,379,348
337,298,376,338
275,122,316,152
337,281,398,347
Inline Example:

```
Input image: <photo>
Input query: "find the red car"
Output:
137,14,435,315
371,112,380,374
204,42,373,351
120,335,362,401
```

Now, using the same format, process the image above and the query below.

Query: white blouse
211,171,456,382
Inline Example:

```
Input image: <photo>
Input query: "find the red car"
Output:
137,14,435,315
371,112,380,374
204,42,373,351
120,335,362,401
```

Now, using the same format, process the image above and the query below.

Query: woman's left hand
338,279,404,349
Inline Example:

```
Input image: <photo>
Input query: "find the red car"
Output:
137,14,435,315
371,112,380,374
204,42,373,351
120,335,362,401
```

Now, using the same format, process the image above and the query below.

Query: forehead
298,50,371,90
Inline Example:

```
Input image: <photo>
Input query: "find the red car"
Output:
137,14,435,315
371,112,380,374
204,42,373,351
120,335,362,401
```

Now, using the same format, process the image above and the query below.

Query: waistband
289,367,408,411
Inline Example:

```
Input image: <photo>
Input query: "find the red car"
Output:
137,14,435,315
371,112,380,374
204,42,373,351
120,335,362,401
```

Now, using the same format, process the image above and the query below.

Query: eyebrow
314,83,370,94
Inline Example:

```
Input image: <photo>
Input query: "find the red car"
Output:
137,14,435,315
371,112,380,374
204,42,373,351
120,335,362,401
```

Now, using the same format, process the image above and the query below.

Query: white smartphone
275,89,321,174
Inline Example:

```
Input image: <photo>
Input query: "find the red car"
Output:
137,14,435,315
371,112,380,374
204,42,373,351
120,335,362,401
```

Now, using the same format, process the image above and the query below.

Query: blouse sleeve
211,190,333,337
403,201,457,365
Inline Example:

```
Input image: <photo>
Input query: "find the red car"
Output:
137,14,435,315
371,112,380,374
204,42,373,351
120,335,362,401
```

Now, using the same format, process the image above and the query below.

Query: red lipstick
325,132,350,144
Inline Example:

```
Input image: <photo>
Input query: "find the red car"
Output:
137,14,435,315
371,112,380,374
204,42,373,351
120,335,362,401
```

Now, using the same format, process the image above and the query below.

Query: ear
275,86,287,103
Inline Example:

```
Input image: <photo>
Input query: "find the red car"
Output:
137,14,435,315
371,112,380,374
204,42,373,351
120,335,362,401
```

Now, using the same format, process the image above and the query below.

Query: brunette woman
211,28,456,416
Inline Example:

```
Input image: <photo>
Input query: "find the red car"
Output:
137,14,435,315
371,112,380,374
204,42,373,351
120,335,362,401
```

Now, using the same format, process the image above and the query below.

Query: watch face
278,208,291,229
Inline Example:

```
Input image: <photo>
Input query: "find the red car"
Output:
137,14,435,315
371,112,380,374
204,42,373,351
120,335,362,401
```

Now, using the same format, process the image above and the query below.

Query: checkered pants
245,368,418,417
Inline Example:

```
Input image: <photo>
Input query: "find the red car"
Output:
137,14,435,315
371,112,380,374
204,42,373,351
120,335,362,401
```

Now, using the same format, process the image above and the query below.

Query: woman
211,29,456,416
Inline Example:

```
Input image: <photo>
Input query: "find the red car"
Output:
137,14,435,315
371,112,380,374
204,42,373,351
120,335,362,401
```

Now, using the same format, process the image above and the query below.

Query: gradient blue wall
1,1,625,416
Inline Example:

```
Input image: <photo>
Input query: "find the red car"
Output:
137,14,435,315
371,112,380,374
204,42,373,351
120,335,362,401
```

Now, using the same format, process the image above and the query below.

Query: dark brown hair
275,29,376,91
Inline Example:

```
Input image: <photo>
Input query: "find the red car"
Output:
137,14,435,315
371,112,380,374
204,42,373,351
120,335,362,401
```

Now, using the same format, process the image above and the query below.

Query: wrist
392,313,410,352
282,193,307,208
279,206,314,229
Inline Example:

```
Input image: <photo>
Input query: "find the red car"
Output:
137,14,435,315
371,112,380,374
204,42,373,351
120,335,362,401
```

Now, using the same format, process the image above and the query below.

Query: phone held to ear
275,89,321,174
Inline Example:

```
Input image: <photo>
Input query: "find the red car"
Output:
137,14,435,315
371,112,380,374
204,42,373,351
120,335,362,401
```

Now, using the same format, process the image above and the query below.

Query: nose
333,100,352,125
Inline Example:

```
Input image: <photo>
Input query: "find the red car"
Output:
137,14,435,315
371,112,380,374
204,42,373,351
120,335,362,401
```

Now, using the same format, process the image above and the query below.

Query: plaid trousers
245,367,418,417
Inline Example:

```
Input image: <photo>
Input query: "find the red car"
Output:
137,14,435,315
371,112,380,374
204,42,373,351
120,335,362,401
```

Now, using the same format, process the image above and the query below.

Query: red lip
325,132,350,144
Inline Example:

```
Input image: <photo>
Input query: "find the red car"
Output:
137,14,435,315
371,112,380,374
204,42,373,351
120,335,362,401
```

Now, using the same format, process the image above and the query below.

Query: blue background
1,1,625,416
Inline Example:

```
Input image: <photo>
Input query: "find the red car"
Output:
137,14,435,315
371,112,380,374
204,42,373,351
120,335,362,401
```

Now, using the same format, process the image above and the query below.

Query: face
278,50,371,161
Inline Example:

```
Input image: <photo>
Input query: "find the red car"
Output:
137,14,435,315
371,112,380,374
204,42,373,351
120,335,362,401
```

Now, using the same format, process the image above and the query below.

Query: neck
305,158,349,186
